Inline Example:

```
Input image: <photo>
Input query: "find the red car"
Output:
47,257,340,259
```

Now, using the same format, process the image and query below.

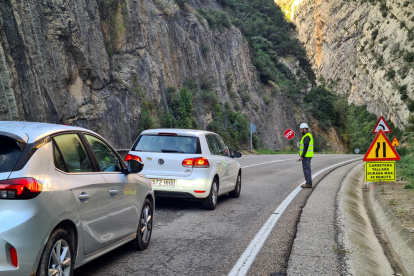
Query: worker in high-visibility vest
299,123,313,188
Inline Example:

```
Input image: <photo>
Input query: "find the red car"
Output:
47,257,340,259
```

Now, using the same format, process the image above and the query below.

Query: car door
53,133,109,255
205,135,226,187
216,136,238,189
83,134,140,245
214,135,234,190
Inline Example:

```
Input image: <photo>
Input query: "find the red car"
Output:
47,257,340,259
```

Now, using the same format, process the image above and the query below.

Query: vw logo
158,158,164,165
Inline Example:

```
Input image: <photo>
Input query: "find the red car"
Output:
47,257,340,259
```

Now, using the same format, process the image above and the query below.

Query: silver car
0,122,154,276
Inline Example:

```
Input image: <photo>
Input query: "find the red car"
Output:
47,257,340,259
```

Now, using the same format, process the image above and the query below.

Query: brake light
125,154,142,162
194,190,206,193
0,178,43,200
158,133,177,136
194,157,209,168
182,158,210,168
10,246,18,267
182,158,194,167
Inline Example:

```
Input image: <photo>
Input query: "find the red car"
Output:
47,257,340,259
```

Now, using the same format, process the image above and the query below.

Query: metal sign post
249,123,256,151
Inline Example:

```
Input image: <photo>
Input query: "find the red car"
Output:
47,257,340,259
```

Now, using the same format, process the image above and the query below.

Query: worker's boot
301,184,312,188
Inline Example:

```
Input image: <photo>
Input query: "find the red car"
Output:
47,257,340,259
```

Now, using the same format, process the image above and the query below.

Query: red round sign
284,129,295,140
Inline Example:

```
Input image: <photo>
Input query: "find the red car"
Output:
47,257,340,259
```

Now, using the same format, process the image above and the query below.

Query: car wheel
37,228,74,276
131,198,153,251
202,179,218,210
229,172,241,198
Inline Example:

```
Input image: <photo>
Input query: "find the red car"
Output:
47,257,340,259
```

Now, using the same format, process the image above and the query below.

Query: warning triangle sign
392,137,399,147
372,116,391,133
363,130,400,161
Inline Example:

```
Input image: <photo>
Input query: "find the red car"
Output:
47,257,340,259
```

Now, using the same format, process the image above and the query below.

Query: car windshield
134,135,200,154
0,136,23,173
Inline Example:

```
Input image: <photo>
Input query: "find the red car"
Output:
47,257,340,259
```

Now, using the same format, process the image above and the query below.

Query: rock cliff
0,0,305,149
277,0,414,129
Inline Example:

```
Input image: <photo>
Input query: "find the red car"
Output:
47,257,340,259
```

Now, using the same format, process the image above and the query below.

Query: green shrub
313,134,328,152
201,90,219,109
197,8,231,32
397,146,409,157
200,42,210,58
371,29,379,40
400,85,408,100
404,183,414,189
403,1,410,7
385,69,396,80
175,0,187,8
408,100,414,112
138,108,155,133
225,73,233,91
403,51,414,62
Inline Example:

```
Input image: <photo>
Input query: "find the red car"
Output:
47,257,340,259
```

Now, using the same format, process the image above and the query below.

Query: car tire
202,179,218,210
229,172,241,198
36,228,74,276
131,198,153,251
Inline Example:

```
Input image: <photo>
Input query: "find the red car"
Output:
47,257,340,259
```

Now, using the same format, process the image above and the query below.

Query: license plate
150,179,176,187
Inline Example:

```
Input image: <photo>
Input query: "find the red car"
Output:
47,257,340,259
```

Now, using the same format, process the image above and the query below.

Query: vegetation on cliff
217,0,315,88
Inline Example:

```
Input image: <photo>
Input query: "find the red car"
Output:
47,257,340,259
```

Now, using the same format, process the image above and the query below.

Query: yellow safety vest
299,133,314,157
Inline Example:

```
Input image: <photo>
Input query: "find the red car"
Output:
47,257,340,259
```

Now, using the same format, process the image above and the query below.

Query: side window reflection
53,134,93,173
85,135,122,172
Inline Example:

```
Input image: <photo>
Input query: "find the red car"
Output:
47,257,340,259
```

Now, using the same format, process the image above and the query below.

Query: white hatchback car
126,129,242,210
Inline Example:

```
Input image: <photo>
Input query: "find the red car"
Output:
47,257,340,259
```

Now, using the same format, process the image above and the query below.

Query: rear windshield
0,136,23,173
133,135,201,154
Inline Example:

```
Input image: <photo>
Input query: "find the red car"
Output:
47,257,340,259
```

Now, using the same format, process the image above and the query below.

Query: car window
0,136,23,173
134,135,200,154
53,134,93,173
216,136,231,157
53,142,67,172
206,135,221,155
85,135,122,172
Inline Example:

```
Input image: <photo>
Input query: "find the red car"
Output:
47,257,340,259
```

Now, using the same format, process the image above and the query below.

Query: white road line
241,158,298,168
228,157,362,276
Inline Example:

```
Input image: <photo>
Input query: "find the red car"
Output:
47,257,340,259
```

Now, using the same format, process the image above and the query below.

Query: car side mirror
127,159,144,174
233,151,242,158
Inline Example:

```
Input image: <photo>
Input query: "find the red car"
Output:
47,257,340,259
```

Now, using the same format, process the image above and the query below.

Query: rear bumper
154,190,197,199
146,174,212,199
0,199,47,276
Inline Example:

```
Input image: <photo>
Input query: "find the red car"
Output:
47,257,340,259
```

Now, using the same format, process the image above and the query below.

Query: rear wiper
161,149,184,153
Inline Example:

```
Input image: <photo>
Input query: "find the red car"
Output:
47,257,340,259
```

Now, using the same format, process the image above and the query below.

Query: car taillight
125,154,142,162
182,158,210,168
10,246,18,267
182,158,194,167
0,178,43,200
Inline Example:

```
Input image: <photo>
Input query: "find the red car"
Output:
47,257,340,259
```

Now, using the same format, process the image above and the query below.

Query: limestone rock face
290,0,414,129
0,0,301,149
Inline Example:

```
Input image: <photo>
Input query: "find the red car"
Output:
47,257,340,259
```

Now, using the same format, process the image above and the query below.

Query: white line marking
228,157,362,276
241,158,298,168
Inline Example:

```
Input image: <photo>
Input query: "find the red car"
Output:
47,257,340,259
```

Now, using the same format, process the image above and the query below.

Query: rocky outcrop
278,0,414,129
0,0,304,149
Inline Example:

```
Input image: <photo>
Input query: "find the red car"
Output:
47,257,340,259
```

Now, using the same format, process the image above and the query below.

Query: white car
126,129,242,210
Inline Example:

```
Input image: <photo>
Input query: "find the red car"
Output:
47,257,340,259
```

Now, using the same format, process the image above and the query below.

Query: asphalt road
74,154,361,276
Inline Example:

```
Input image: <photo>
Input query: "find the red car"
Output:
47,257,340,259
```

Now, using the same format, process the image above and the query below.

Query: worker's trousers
302,157,312,185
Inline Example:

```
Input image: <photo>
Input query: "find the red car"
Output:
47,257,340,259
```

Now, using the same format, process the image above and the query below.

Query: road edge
365,184,414,275
338,162,395,275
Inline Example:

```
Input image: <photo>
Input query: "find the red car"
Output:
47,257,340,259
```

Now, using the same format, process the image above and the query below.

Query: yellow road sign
363,130,400,161
392,137,399,147
365,162,396,182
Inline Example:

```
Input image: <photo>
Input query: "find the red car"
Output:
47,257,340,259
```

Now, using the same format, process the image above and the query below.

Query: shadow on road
74,195,234,275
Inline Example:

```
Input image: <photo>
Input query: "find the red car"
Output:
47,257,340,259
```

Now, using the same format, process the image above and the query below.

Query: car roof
0,121,98,143
141,129,215,137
